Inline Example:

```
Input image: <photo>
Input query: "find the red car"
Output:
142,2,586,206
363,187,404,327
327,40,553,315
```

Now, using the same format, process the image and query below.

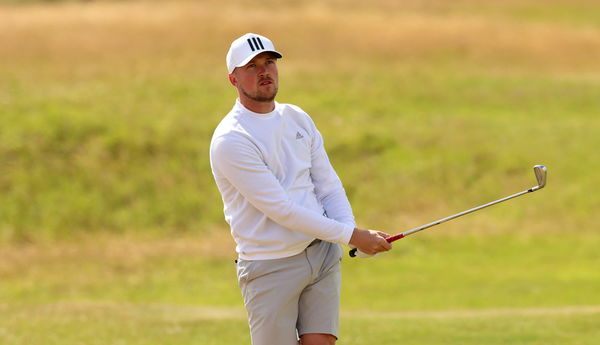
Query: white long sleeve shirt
209,99,355,260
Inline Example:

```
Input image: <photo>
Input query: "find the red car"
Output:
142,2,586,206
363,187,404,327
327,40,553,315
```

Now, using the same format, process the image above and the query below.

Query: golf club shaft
349,186,540,257
388,187,538,242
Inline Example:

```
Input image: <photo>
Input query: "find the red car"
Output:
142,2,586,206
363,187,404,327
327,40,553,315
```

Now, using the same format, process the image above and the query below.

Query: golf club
350,165,547,258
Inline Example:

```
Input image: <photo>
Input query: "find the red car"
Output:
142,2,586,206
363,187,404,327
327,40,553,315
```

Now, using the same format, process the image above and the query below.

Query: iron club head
533,165,547,189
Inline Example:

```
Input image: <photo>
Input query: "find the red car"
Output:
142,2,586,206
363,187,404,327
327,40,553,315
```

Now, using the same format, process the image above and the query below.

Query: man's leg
237,254,311,345
299,333,337,345
297,241,343,343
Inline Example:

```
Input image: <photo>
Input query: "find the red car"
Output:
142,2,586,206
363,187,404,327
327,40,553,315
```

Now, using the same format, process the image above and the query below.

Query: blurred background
1,0,599,344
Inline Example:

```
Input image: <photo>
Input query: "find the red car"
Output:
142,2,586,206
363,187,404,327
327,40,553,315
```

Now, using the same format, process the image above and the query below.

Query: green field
1,0,600,344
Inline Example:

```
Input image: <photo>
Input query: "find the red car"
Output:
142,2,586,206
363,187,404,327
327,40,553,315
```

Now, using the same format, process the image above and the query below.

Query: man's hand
349,228,392,256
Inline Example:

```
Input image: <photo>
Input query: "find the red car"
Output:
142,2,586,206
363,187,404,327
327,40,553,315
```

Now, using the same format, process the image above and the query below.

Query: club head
533,165,547,189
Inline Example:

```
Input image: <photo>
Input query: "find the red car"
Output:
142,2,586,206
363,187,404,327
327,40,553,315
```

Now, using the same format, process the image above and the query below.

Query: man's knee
300,333,336,345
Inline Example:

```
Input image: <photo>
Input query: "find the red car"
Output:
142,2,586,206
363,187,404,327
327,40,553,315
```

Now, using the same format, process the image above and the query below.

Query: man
209,33,392,345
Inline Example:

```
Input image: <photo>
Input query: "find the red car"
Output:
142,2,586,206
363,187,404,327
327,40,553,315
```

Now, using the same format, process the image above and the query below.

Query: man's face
230,52,279,103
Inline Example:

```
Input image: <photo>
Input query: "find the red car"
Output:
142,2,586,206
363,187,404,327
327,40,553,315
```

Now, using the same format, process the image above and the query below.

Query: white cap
226,33,282,73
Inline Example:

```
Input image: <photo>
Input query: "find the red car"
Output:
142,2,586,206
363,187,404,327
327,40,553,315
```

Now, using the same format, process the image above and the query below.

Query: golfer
209,33,391,345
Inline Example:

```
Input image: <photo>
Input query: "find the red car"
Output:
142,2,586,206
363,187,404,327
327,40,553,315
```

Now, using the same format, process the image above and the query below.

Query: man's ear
228,73,237,87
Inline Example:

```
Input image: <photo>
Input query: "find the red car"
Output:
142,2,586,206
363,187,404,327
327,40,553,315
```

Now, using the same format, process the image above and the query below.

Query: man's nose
257,64,267,76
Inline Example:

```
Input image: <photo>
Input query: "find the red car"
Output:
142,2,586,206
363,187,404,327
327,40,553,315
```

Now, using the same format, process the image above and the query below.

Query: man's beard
240,83,278,103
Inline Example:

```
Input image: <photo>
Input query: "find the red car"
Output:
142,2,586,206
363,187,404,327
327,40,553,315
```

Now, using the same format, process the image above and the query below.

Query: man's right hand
349,228,392,256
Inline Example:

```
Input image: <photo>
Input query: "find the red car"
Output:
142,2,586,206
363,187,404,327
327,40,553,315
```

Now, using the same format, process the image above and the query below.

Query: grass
1,0,600,344
1,233,600,344
3,302,600,345
3,233,600,308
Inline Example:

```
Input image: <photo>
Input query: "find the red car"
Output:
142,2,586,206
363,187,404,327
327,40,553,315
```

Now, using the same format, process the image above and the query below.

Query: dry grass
0,229,234,278
1,0,599,76
1,0,598,241
2,300,599,322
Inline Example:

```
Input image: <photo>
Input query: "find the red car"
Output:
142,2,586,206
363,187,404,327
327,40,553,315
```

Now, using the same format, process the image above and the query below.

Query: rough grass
1,2,600,343
2,0,599,241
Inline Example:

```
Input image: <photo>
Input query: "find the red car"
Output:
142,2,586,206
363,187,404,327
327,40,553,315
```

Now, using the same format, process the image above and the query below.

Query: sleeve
308,120,356,228
210,134,354,245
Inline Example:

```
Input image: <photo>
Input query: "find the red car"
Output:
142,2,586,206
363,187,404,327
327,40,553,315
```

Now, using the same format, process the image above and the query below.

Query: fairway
3,302,600,345
1,0,600,344
2,233,600,344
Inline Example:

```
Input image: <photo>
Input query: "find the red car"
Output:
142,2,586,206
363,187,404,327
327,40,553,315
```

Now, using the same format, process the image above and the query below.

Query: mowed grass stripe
344,305,600,319
4,302,600,321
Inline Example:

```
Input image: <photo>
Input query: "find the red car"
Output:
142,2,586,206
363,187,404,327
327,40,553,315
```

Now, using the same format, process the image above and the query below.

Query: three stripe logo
247,37,266,52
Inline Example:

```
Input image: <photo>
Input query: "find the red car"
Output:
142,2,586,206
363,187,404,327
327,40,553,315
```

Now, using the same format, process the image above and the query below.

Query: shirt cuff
339,224,355,246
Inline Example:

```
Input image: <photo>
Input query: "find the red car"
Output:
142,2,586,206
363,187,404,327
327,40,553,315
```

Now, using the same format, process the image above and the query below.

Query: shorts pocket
236,259,254,286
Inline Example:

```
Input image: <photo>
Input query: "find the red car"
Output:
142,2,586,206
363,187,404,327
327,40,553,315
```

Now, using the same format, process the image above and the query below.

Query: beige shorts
236,240,343,345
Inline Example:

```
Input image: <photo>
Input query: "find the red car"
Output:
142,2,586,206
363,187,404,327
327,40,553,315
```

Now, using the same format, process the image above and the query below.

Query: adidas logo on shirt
296,132,304,139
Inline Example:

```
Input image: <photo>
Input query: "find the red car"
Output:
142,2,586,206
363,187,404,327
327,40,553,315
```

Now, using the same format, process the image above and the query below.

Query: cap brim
232,50,283,72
